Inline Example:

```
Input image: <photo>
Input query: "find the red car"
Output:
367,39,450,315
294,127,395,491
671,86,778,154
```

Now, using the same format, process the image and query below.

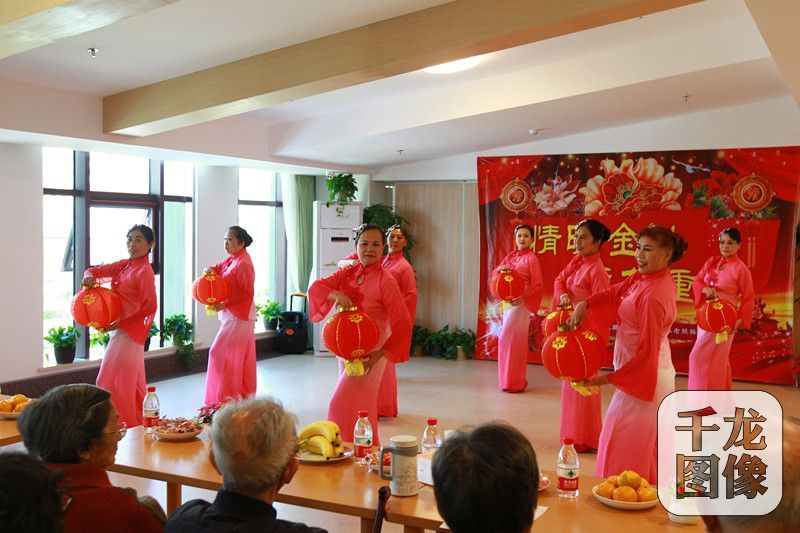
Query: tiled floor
98,355,798,531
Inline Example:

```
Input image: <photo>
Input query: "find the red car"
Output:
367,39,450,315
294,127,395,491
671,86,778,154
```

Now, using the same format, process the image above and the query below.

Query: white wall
193,165,239,348
0,143,43,382
373,96,800,181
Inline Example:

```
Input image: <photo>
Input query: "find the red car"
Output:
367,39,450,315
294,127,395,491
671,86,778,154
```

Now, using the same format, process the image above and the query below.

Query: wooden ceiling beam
0,0,177,60
103,0,699,136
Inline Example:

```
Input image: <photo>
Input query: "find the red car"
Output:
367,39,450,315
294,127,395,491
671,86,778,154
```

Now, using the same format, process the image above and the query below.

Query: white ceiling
0,0,792,171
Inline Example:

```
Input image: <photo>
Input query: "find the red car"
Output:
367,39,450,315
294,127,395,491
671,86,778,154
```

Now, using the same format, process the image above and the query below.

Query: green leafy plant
90,330,110,348
411,325,430,355
256,300,283,321
423,325,451,358
163,314,196,370
325,173,358,206
451,328,476,360
44,326,80,347
149,323,159,339
362,203,415,259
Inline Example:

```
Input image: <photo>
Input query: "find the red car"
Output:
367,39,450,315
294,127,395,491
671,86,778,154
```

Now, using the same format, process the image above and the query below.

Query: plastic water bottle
421,418,442,457
557,437,579,499
142,386,160,431
353,410,373,458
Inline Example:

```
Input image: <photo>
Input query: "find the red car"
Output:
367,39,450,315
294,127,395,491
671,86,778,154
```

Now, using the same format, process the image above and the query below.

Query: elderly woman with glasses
17,384,165,532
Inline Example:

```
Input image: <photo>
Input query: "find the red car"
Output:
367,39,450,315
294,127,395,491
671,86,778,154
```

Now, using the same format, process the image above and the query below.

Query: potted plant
411,325,429,357
163,314,196,370
451,328,476,361
325,172,358,213
423,325,451,358
256,300,283,331
362,203,415,259
144,323,159,351
90,330,110,349
44,326,80,364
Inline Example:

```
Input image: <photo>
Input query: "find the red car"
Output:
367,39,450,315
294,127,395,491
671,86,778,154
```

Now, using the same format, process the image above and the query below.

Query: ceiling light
423,56,480,74
87,47,99,58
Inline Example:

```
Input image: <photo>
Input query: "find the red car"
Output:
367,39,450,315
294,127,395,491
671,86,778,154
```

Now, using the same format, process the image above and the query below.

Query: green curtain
295,175,315,292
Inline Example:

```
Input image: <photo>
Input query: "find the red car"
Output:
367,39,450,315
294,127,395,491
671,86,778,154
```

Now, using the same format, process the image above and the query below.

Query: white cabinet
312,201,362,353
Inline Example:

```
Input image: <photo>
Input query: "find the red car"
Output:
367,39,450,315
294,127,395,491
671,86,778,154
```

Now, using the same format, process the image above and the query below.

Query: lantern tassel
715,330,729,344
343,358,365,377
571,381,600,397
205,304,218,316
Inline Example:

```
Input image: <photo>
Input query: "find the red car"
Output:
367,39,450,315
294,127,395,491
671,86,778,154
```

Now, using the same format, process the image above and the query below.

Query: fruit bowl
0,410,21,420
299,445,353,464
592,485,660,510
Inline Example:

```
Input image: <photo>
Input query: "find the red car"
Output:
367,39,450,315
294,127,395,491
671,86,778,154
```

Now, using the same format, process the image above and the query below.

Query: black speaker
276,294,309,354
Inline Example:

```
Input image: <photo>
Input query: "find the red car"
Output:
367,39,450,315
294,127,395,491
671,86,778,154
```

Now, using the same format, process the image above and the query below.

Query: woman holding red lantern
492,224,543,393
81,224,157,427
203,226,256,404
309,224,412,445
569,224,688,482
688,227,754,391
552,218,612,452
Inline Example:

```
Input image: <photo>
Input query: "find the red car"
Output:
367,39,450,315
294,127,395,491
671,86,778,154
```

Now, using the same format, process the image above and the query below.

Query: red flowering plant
580,158,682,218
534,174,581,215
197,402,226,425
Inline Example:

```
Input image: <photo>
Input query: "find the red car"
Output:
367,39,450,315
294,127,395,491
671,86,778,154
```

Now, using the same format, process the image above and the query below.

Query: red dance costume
552,253,611,451
688,254,754,390
586,269,676,483
53,463,163,533
492,248,543,392
85,255,156,427
309,261,412,445
204,248,257,404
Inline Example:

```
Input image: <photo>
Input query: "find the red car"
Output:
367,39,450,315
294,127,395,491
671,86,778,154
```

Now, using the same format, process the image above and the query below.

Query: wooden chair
371,485,391,533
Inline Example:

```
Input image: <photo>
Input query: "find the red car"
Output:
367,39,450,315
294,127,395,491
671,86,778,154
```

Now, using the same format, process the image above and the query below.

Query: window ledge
38,343,210,373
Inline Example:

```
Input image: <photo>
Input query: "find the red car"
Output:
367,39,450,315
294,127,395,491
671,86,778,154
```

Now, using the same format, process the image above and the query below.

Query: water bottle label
142,410,159,427
354,436,372,457
557,465,579,491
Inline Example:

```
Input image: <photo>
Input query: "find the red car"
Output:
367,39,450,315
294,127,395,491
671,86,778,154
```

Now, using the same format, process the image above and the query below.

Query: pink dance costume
492,248,543,392
586,269,677,483
204,249,257,404
377,251,417,418
85,255,156,427
552,253,611,452
688,254,754,390
309,261,412,445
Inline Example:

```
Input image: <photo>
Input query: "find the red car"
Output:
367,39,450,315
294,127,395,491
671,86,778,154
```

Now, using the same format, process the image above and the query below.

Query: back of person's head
432,423,538,533
0,452,64,533
706,416,800,531
210,397,297,496
17,384,112,463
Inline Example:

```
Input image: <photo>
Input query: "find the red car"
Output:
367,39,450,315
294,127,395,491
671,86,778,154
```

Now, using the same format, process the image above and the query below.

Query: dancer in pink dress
309,224,412,445
552,219,612,452
204,226,257,404
688,227,754,391
570,225,688,482
82,225,157,428
492,224,543,393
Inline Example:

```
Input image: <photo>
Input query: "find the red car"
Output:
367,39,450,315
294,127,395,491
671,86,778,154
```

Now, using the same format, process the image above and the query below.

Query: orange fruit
613,485,638,502
595,482,615,499
637,486,658,502
13,401,29,413
606,475,619,487
639,478,650,489
618,470,642,490
0,400,11,413
10,394,28,407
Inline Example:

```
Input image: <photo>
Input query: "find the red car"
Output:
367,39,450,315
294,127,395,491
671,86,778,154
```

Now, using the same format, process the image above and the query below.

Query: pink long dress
85,255,156,428
688,254,754,390
204,248,257,404
309,261,412,445
493,248,543,392
552,253,611,452
586,269,677,483
377,251,417,418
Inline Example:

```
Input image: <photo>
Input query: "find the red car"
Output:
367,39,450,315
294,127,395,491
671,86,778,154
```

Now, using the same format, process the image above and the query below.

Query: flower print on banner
580,158,683,217
534,174,580,215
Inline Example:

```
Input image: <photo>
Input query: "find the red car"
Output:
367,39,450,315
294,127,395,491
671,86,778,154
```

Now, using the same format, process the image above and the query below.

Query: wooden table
0,395,23,447
111,427,704,532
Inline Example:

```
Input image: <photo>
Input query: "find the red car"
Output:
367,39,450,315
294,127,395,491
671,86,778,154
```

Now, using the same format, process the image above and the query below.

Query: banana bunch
298,420,345,459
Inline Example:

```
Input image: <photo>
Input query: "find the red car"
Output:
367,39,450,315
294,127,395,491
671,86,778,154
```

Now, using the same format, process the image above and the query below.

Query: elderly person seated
165,397,326,532
0,452,65,533
17,384,165,532
432,422,539,533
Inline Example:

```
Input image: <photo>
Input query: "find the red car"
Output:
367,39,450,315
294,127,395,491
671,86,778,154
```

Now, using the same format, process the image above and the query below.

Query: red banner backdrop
477,147,799,386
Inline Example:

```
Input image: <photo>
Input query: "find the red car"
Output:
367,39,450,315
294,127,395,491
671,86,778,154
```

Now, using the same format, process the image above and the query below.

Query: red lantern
71,285,122,329
192,273,229,307
322,306,379,376
541,304,573,337
541,325,604,382
490,267,524,301
696,297,737,343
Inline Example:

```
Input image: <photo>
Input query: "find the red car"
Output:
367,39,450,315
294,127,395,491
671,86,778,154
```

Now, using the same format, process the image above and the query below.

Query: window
238,169,283,332
42,149,195,365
